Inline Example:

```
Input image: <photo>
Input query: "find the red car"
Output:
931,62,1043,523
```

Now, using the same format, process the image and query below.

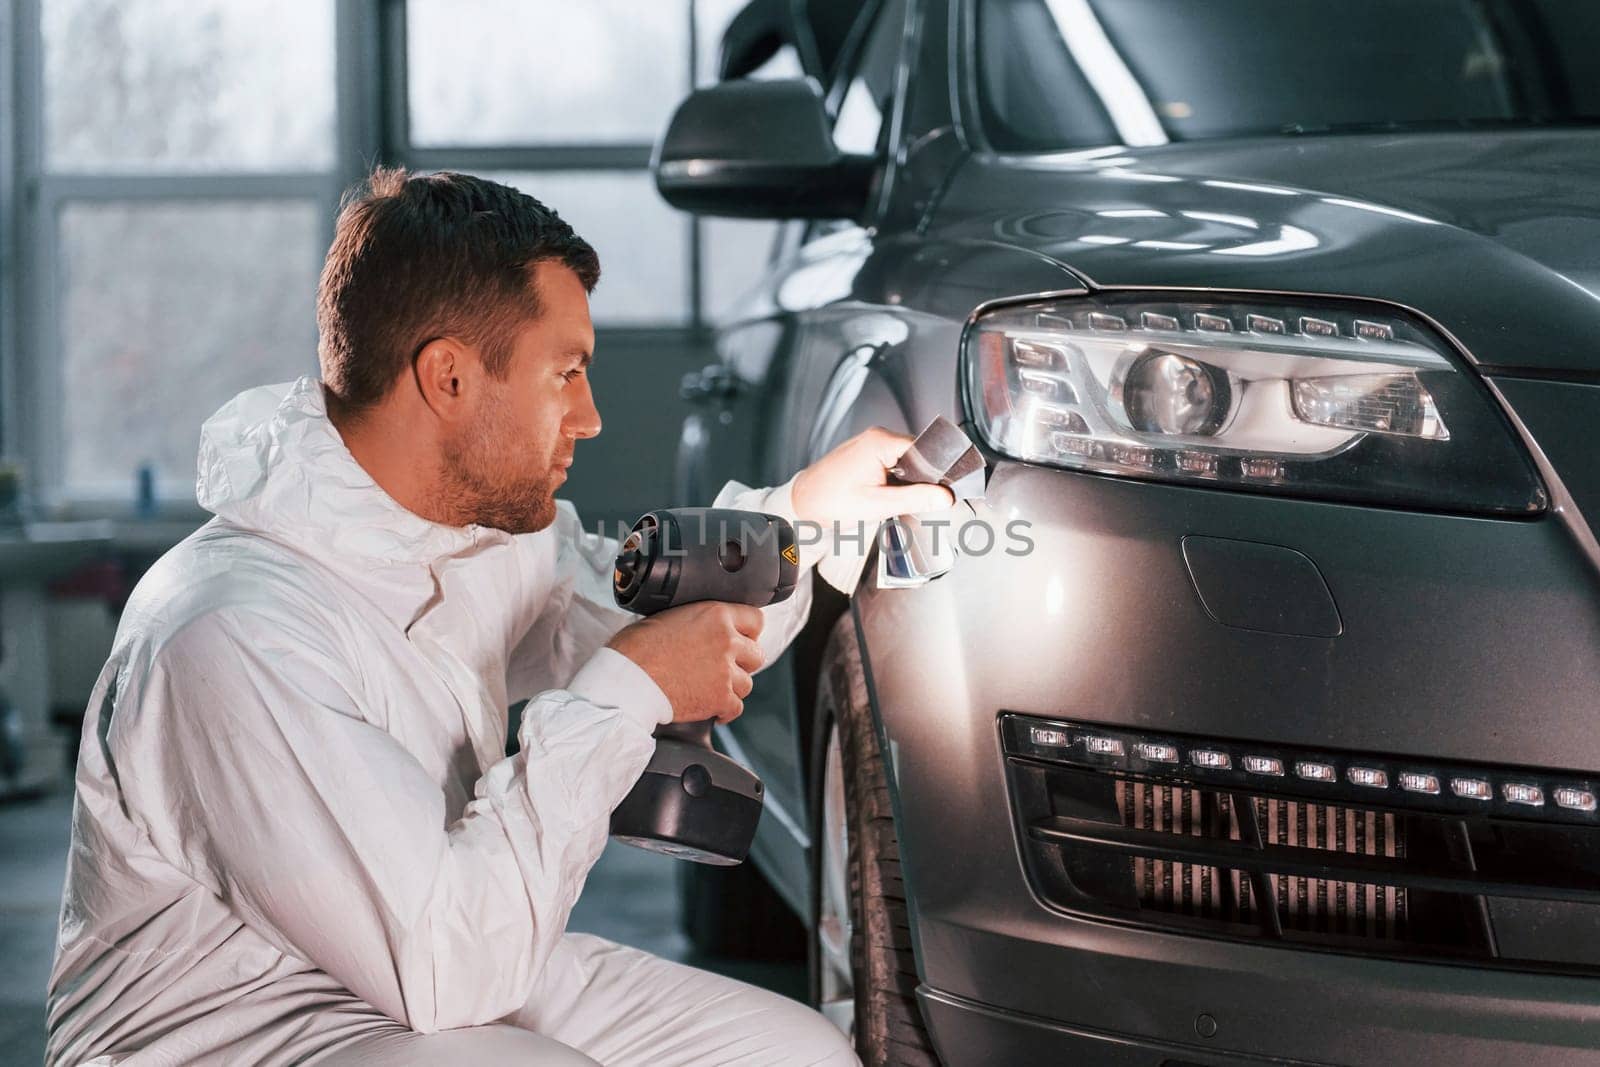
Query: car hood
931,129,1600,373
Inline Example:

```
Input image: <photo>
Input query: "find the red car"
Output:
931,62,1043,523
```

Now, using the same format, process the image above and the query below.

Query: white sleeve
112,605,666,1035
508,478,820,706
506,501,642,708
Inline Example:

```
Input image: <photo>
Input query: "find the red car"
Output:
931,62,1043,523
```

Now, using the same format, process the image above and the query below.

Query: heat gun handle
653,719,715,748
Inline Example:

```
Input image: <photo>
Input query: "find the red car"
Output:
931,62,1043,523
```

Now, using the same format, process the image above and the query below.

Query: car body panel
851,464,1600,1062
932,131,1600,375
1491,377,1600,533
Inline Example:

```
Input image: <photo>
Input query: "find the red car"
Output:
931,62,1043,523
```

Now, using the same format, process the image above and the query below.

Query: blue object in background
135,464,156,519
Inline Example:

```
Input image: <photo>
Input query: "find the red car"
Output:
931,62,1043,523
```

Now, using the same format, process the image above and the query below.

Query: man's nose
565,383,602,440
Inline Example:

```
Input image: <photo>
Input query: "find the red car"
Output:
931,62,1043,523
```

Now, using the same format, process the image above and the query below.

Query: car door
673,0,910,901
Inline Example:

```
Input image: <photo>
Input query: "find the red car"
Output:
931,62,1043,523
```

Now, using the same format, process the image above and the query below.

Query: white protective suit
47,378,857,1067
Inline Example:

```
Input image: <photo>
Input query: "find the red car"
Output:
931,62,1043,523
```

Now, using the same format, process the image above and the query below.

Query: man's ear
413,337,482,422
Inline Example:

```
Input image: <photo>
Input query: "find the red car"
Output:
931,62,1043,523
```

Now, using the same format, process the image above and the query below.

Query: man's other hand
607,602,765,724
792,427,957,527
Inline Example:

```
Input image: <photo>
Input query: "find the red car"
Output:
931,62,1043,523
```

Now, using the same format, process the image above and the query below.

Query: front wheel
811,615,939,1066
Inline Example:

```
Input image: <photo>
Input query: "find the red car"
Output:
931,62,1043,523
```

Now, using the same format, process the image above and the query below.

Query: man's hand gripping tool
608,508,799,865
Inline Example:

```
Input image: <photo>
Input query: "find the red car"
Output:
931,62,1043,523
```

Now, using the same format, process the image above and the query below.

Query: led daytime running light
1005,716,1598,825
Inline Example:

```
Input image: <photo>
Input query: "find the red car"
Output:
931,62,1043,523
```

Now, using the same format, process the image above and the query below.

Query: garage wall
561,329,711,530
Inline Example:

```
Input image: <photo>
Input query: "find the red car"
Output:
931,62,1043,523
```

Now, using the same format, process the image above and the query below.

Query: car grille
1116,783,1406,939
1003,715,1600,973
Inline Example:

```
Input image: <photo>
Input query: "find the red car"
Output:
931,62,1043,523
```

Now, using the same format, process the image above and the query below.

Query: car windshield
975,0,1600,150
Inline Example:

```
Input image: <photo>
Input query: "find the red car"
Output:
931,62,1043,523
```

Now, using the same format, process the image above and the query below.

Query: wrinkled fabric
46,378,851,1066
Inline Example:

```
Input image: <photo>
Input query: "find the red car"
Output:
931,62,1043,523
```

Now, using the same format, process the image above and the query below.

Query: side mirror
654,78,876,221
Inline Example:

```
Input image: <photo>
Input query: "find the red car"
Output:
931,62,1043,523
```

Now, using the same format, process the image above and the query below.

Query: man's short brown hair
316,167,600,415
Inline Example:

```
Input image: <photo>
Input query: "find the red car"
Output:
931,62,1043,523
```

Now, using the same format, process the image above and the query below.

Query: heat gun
607,418,978,864
608,507,799,865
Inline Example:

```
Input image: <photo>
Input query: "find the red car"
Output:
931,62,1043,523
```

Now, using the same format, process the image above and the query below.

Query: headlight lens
963,293,1545,513
1121,351,1230,436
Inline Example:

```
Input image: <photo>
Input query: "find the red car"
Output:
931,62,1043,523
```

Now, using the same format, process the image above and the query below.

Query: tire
811,614,940,1066
677,850,806,961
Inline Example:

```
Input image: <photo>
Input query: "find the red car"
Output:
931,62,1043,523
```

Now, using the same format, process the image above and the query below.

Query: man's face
439,260,600,534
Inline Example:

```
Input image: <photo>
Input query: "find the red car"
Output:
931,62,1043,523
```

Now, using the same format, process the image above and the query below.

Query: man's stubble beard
438,390,559,535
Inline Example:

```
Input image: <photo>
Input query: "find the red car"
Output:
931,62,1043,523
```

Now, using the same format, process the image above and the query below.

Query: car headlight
962,293,1546,513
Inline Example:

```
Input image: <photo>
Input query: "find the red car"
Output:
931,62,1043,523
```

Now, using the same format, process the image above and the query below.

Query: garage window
7,0,807,507
19,0,335,503
405,0,688,147
42,0,336,172
58,201,322,496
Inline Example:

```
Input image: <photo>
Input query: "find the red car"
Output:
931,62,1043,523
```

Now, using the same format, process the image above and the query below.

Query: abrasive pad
816,416,986,595
887,415,986,501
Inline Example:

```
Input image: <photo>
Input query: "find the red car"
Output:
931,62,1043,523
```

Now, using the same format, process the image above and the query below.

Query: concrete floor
0,788,804,1064
0,792,65,1065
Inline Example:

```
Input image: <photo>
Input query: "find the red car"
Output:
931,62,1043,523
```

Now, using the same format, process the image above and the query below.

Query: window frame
795,0,916,244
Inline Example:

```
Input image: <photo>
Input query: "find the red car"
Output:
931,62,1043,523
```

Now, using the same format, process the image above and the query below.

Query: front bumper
917,987,1315,1065
853,462,1600,1064
911,906,1600,1064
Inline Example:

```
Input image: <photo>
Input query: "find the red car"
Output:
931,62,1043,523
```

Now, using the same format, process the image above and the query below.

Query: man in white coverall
45,169,952,1066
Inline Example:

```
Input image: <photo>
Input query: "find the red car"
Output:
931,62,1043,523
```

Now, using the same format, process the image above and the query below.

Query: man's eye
562,368,585,383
